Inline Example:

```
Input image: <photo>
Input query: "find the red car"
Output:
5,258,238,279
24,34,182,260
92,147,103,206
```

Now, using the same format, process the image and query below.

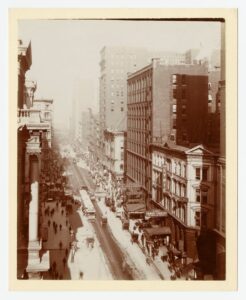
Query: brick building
126,58,208,199
170,74,208,146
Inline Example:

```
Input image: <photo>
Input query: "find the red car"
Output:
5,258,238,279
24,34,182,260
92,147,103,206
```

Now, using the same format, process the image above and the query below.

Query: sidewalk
97,199,165,280
41,199,112,279
41,201,71,279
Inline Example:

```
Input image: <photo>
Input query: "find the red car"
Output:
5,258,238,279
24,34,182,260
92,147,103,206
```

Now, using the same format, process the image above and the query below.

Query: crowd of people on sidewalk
41,194,80,279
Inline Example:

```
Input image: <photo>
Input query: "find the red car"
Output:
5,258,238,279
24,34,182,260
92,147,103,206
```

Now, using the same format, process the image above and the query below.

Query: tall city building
99,47,187,133
71,79,95,142
126,58,208,199
170,73,208,146
98,47,187,164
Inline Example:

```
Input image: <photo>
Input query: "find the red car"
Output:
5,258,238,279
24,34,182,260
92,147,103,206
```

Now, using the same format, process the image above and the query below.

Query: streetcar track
70,161,133,280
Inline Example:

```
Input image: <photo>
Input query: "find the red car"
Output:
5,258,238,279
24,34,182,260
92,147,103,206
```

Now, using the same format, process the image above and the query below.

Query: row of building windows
127,90,152,103
160,197,186,224
127,140,147,157
165,177,187,198
153,155,187,178
128,72,152,92
195,167,208,181
127,119,150,131
153,154,210,182
160,195,207,228
153,170,187,198
127,152,151,187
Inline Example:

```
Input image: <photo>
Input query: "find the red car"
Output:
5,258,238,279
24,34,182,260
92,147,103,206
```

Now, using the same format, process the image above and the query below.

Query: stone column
29,155,39,242
26,134,49,278
27,154,42,274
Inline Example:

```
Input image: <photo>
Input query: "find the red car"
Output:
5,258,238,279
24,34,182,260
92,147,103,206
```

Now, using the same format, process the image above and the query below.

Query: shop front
124,202,146,219
143,226,172,246
145,209,168,227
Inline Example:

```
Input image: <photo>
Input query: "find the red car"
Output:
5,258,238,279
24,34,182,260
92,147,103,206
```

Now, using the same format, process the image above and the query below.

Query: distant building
185,49,200,64
87,108,100,162
126,58,208,199
71,79,94,142
79,110,90,150
210,49,221,69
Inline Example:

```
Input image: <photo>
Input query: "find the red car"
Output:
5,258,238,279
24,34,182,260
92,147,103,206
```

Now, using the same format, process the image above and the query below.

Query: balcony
18,108,50,130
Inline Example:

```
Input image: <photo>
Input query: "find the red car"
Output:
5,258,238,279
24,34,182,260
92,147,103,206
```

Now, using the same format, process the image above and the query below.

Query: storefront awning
125,203,146,214
144,226,171,237
145,209,168,218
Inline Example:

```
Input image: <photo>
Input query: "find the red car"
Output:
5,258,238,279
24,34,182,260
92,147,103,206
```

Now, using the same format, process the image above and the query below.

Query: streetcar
79,189,96,221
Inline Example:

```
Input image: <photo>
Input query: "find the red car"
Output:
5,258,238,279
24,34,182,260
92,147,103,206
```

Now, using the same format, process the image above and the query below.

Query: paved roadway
67,160,133,280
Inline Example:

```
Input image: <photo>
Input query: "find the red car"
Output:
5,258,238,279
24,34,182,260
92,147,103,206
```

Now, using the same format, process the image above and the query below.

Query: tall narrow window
195,211,201,227
195,167,201,180
196,189,201,202
172,74,177,84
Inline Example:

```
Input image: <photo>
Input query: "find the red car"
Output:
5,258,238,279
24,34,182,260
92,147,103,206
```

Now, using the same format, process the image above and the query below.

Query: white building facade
151,143,217,260
104,129,125,182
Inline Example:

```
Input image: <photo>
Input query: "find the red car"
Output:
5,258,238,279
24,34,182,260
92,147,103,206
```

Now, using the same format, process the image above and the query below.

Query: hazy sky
18,20,221,128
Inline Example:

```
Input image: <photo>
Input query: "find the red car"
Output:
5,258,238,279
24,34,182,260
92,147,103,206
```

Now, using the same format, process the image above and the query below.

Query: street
67,159,134,280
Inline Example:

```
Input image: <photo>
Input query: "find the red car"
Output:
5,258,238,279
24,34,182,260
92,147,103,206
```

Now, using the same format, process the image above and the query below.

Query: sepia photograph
8,8,237,291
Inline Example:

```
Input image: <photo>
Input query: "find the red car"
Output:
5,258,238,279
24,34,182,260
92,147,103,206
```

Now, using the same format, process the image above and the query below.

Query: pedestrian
61,210,64,216
79,271,83,279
